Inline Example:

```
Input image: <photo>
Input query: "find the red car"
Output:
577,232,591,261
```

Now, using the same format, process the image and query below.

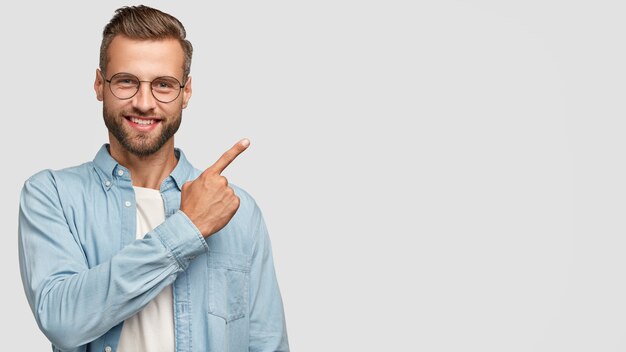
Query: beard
103,105,182,157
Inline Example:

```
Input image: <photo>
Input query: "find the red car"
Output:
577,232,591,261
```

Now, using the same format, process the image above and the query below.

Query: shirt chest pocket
207,251,250,322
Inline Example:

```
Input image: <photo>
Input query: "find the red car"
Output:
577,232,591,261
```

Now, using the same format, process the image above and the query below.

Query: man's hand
180,139,250,238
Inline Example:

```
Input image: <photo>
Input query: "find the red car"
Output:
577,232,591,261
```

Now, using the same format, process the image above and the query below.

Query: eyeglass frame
101,72,187,103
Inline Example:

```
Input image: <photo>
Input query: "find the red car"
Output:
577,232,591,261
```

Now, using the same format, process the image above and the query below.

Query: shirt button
104,180,111,187
124,201,131,207
117,170,124,176
104,347,112,352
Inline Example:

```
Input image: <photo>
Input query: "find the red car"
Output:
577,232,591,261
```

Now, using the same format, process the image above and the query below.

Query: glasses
103,72,186,103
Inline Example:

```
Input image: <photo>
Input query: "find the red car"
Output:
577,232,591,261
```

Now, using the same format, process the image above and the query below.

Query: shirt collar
93,144,195,191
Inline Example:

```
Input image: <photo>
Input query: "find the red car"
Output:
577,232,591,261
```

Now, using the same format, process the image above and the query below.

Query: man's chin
120,138,167,158
105,114,180,158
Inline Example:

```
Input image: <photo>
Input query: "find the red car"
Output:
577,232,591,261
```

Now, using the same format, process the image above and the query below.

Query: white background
1,1,624,351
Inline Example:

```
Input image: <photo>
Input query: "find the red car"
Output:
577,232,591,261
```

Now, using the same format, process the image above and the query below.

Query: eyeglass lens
108,73,183,103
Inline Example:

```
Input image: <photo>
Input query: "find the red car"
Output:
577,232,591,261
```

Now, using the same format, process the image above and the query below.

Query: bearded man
18,5,289,352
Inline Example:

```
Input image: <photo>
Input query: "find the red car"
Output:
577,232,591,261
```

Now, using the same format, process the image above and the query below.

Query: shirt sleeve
17,173,207,350
247,200,290,351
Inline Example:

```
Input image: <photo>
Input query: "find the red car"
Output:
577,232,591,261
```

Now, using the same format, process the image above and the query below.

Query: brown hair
99,5,193,81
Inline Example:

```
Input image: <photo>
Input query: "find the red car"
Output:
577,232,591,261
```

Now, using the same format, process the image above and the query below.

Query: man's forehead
107,35,184,56
106,35,185,76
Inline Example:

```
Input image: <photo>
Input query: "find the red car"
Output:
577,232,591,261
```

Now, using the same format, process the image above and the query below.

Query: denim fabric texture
18,145,289,352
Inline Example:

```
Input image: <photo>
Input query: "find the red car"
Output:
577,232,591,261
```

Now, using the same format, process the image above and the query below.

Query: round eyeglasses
103,72,186,103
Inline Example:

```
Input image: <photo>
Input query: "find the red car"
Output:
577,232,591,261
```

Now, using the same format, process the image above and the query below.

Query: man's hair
99,5,193,81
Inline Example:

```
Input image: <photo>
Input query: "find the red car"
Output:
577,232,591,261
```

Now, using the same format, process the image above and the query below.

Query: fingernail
241,139,250,147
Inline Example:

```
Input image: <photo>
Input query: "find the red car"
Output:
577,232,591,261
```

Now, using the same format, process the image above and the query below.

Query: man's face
94,35,192,157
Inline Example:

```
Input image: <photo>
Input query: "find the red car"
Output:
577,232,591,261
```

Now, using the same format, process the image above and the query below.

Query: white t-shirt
117,186,175,352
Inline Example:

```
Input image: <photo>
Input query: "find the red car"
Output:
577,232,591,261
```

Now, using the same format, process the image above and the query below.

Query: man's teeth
130,117,156,125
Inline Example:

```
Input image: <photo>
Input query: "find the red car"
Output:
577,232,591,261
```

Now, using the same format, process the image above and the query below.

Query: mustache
121,109,163,119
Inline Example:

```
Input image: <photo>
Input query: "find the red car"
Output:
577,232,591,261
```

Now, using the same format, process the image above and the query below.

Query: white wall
2,1,624,350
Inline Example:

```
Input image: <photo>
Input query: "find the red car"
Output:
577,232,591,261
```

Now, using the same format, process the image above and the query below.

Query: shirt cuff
153,210,208,271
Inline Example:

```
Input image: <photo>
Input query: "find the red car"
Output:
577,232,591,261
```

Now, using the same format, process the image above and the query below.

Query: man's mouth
129,116,157,125
124,115,162,129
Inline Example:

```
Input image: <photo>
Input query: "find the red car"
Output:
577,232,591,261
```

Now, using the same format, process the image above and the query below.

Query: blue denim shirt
18,145,289,352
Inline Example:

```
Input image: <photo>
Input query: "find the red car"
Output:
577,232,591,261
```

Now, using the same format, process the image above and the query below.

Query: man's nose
132,82,157,112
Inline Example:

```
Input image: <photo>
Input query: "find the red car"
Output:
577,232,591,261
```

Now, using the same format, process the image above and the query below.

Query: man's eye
156,81,174,88
114,78,138,86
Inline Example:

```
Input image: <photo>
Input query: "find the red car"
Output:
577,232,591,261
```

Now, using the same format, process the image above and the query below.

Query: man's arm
247,201,290,351
18,173,206,350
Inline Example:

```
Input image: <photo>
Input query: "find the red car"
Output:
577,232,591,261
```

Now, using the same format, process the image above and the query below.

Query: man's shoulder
206,183,266,255
24,161,98,189
227,183,266,238
231,183,260,214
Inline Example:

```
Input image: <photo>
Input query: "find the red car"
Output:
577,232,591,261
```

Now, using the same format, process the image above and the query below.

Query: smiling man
18,5,289,352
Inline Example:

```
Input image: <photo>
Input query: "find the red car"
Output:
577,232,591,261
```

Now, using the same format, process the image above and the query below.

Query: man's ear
182,76,192,109
94,69,104,101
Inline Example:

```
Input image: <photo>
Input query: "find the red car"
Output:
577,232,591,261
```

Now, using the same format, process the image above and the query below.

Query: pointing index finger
206,138,250,175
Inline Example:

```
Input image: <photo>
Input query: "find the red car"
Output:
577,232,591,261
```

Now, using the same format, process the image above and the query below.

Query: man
18,5,289,352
